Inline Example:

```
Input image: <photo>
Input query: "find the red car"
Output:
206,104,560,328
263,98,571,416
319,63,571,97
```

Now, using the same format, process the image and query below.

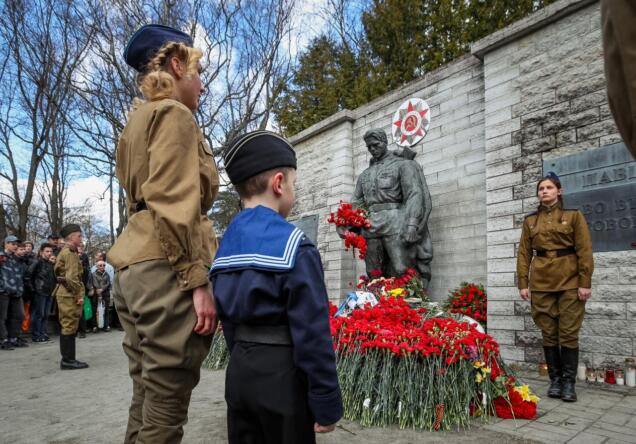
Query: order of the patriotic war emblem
392,98,431,147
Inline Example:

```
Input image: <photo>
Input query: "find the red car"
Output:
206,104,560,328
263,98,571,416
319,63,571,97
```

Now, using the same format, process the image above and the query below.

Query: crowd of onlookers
0,233,119,351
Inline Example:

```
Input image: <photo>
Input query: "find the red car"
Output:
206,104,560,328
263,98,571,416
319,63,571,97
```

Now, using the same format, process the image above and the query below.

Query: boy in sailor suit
209,131,342,444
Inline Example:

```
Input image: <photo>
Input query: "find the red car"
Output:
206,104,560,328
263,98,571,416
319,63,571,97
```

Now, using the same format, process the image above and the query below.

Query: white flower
363,398,371,408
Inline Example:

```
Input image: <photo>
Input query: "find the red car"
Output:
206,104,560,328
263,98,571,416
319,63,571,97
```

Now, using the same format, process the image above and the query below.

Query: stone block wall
290,55,487,302
289,0,635,365
474,0,636,366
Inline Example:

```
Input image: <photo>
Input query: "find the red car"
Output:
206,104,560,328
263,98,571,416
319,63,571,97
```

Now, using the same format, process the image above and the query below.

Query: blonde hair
132,41,202,108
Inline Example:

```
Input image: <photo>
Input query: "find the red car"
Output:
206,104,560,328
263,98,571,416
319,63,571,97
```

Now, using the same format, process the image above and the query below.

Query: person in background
2,236,27,348
77,243,92,335
91,260,112,332
23,241,36,265
54,224,89,370
91,252,114,282
0,249,12,350
26,243,57,342
517,173,594,403
47,234,62,256
17,242,34,336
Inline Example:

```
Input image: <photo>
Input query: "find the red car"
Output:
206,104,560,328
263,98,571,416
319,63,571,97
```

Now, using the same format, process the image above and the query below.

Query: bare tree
0,0,94,239
68,0,298,237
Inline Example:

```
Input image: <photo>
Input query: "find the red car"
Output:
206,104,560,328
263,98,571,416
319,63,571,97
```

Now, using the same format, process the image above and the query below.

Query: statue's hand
401,225,418,244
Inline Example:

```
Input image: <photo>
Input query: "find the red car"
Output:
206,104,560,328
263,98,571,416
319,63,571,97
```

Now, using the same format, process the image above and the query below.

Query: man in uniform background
54,224,89,370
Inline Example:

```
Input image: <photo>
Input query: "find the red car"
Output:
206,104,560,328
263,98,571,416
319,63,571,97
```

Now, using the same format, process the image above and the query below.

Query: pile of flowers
357,267,429,302
445,282,487,327
327,201,371,259
331,297,538,430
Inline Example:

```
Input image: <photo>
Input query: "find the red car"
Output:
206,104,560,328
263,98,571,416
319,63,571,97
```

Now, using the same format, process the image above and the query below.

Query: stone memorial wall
288,0,635,366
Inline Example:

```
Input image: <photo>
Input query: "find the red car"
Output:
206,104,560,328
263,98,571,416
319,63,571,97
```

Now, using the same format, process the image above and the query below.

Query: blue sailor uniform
210,205,343,443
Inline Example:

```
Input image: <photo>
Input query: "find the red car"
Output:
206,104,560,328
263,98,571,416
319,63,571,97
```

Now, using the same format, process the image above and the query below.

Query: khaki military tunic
108,99,219,289
517,202,594,291
517,202,594,348
109,98,220,443
53,245,85,335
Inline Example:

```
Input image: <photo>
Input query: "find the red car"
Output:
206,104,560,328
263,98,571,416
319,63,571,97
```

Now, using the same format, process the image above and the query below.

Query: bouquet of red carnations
446,282,487,326
328,201,371,259
330,296,525,430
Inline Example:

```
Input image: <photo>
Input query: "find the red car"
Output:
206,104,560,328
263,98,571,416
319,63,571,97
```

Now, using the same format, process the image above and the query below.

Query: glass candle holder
596,368,605,384
538,362,548,377
616,369,625,385
605,369,616,384
577,362,587,381
586,367,596,384
626,359,636,388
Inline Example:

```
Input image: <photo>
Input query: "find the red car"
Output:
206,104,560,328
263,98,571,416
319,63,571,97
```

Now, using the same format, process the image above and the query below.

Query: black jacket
26,258,56,297
1,254,26,298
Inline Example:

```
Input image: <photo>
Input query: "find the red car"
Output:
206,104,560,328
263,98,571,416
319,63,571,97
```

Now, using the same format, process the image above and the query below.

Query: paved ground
0,331,634,443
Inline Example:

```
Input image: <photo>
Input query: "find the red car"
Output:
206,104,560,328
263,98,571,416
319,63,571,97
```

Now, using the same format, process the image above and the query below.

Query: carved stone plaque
544,143,636,252
291,214,319,245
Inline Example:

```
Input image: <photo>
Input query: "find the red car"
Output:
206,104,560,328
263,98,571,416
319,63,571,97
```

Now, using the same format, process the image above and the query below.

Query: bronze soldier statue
346,128,433,286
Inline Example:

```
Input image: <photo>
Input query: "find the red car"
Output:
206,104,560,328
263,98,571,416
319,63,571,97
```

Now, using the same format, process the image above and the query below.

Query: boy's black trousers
226,341,316,444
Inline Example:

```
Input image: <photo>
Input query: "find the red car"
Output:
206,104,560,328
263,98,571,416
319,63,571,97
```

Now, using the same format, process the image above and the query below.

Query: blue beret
124,24,193,72
545,171,560,181
224,131,297,184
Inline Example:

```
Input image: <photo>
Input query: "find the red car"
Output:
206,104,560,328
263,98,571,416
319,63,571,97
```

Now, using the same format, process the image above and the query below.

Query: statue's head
363,128,388,160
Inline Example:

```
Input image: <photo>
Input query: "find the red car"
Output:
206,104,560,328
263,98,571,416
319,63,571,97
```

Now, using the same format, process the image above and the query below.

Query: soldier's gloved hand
192,285,218,336
401,225,418,243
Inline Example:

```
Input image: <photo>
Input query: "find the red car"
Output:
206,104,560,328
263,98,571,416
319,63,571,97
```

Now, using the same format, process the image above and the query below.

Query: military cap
124,24,193,72
47,233,60,240
4,235,20,244
224,130,297,184
60,224,82,238
544,171,560,181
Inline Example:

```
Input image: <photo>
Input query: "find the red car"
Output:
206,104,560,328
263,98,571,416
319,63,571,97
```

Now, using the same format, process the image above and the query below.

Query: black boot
544,346,562,398
560,346,578,402
60,335,89,370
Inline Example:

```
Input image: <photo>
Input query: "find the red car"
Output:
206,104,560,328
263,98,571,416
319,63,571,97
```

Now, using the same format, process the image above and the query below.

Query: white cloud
66,176,117,229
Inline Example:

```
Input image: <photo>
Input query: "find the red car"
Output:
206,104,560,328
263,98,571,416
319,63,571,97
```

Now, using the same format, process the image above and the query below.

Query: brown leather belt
134,200,207,215
534,247,576,258
235,325,292,345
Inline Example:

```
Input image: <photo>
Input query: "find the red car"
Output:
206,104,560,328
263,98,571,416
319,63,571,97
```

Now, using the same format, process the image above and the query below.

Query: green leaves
275,0,558,135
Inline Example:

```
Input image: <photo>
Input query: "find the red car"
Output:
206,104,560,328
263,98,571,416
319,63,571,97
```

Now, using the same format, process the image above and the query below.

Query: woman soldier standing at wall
108,25,219,443
517,173,594,403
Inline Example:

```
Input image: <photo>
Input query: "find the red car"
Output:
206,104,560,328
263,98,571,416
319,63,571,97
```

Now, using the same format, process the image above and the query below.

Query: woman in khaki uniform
108,25,219,443
517,173,593,403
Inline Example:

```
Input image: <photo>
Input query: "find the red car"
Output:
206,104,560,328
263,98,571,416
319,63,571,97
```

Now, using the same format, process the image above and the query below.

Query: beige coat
108,99,219,290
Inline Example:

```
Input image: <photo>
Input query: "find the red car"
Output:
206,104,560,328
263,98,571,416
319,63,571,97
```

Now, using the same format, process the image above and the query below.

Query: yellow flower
473,361,484,369
475,373,483,384
389,288,405,297
514,385,540,403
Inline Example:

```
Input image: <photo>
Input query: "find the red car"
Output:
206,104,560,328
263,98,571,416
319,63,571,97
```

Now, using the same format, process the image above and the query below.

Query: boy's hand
314,423,336,433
